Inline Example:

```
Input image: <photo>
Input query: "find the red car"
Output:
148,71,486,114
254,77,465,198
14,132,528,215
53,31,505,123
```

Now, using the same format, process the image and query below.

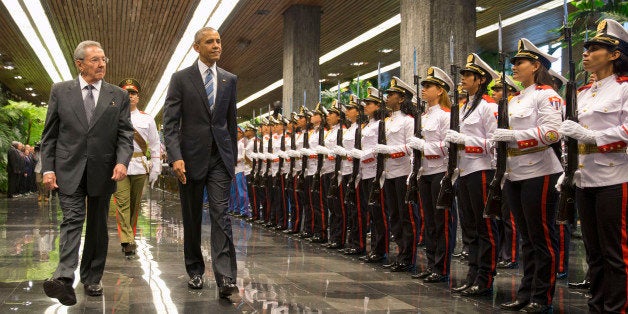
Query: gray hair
73,41,103,60
194,27,218,44
11,141,19,148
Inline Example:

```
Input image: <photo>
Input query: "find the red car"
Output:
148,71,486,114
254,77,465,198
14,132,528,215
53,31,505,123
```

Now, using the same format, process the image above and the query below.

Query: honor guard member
317,100,346,249
350,87,388,263
264,115,282,228
407,67,453,283
374,77,417,272
335,96,366,255
494,38,563,313
113,79,161,257
285,112,303,234
548,68,571,280
559,19,628,313
490,75,522,270
243,122,257,220
307,103,328,243
256,117,271,224
275,114,291,230
231,125,250,217
445,55,500,296
297,106,315,239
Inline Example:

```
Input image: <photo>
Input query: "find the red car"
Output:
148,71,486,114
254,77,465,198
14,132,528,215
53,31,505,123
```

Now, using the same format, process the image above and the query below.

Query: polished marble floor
0,188,590,313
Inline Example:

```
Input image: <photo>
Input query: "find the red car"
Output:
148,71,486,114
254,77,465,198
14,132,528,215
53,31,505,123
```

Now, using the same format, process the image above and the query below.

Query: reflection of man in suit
41,40,134,305
7,141,23,198
163,27,238,298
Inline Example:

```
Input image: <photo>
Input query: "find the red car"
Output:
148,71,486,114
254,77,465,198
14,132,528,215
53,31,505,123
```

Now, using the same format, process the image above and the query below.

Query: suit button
610,162,614,167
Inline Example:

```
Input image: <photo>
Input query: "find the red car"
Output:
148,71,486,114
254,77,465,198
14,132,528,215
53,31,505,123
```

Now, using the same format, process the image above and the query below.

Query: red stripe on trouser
308,183,315,233
292,179,300,232
282,177,287,226
319,180,326,237
408,203,417,265
252,184,258,217
418,192,424,243
621,183,628,313
340,184,346,244
482,171,496,285
115,204,122,238
356,185,364,248
443,209,450,275
379,189,388,254
541,175,556,303
510,211,517,263
559,225,565,273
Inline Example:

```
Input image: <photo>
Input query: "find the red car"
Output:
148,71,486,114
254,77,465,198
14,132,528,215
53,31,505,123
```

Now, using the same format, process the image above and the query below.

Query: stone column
400,0,476,87
282,5,321,114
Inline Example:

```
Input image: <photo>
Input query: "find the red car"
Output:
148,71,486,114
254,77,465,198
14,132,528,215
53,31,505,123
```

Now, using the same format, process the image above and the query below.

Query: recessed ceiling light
40,101,46,105
25,86,34,91
350,61,366,66
30,92,37,97
379,48,393,54
319,79,327,82
13,75,22,79
3,64,15,70
476,6,489,13
327,73,340,77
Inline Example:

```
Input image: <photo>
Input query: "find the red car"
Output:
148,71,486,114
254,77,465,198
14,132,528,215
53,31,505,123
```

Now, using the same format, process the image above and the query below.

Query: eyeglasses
79,57,110,64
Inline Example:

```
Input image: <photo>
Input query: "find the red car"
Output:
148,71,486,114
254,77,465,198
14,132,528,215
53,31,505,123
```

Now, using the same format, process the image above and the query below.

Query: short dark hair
194,27,218,44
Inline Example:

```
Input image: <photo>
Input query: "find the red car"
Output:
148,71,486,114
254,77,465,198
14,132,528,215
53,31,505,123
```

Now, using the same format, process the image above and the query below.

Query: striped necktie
204,69,214,111
84,85,95,124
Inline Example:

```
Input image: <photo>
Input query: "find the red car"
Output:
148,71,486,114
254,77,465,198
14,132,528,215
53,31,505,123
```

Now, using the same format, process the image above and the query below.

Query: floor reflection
0,190,590,313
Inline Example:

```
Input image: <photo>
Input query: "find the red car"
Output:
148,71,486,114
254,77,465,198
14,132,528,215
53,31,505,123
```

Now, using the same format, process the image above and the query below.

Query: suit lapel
69,79,89,131
89,81,114,130
186,65,212,118
215,67,226,117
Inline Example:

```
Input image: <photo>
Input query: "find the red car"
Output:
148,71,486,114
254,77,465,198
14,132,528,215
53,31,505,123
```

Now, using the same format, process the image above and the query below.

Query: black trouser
384,176,417,265
324,173,346,245
7,172,20,197
419,172,453,276
498,200,520,263
457,179,474,255
361,177,388,255
310,174,327,239
254,175,266,221
266,175,276,224
346,175,367,251
246,174,257,219
303,175,315,235
273,174,288,228
504,174,559,306
577,183,628,313
289,174,303,232
457,170,498,288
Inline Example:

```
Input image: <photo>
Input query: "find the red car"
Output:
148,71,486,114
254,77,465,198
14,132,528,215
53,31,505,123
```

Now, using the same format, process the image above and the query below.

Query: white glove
300,148,315,156
149,172,159,188
278,151,289,159
286,150,297,157
555,173,565,192
315,146,332,155
374,144,393,154
332,146,347,156
407,136,425,151
492,128,516,142
349,148,364,159
559,120,597,144
444,130,467,145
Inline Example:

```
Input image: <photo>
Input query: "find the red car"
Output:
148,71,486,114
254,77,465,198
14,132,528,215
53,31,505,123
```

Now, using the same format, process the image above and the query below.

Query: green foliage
320,78,373,109
0,100,47,192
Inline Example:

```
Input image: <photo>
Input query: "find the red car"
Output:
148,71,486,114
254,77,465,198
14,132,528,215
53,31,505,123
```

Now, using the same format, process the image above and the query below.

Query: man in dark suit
7,141,23,198
40,40,134,306
163,27,238,299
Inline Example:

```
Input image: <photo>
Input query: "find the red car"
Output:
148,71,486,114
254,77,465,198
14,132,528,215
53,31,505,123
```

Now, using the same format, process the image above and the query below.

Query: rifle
344,103,363,207
277,121,286,187
436,34,460,209
483,16,508,219
368,97,386,206
311,114,326,193
556,8,578,225
251,127,258,185
254,132,265,188
405,53,423,204
328,102,345,199
298,112,310,193
286,121,297,190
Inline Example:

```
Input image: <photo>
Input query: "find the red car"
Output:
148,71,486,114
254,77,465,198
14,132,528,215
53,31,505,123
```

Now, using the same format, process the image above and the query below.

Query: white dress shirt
197,60,217,106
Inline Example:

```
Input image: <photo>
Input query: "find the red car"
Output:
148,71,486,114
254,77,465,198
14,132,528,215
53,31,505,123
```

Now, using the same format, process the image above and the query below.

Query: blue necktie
84,85,95,124
204,69,214,111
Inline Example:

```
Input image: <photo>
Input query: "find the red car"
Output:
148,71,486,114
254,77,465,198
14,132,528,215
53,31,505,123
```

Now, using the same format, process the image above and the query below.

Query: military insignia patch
544,130,559,143
548,96,562,111
493,111,498,120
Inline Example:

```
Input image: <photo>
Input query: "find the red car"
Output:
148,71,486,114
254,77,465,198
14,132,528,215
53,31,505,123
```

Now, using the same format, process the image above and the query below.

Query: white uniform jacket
128,109,161,176
458,95,498,177
383,110,414,179
421,105,450,176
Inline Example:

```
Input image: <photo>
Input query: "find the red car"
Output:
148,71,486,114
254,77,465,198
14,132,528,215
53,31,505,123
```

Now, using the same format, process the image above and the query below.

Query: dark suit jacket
162,63,238,179
40,78,134,196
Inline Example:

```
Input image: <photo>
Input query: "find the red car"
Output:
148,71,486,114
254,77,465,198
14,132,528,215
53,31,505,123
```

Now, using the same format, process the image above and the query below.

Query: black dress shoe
343,248,365,255
124,243,137,256
364,253,385,263
499,300,529,311
411,269,433,279
83,283,103,296
298,232,312,239
497,261,519,269
326,242,342,249
43,278,76,306
218,278,238,299
568,279,590,290
423,273,449,283
451,283,472,293
460,285,492,297
390,263,414,272
275,226,287,231
556,272,567,280
188,275,203,289
452,251,464,258
310,236,327,243
382,260,398,268
520,302,553,313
